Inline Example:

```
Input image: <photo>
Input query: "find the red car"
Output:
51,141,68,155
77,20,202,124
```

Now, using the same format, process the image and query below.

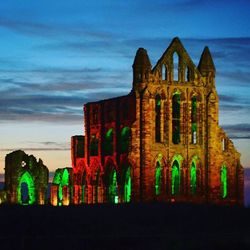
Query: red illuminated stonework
71,37,244,205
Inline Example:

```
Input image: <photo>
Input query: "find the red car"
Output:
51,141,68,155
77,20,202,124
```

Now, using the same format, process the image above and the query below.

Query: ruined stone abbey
1,37,244,206
66,37,244,205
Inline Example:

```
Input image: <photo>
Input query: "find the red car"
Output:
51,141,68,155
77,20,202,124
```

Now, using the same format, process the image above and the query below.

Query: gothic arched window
172,93,180,144
190,161,197,195
172,160,180,195
155,161,162,196
185,66,191,82
221,165,227,198
191,96,197,144
124,167,131,202
120,127,131,153
162,64,167,80
104,128,113,156
173,52,179,81
155,95,161,142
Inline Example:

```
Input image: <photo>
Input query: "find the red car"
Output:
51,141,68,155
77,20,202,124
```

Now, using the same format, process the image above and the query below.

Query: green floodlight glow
18,171,35,205
124,167,131,202
109,169,118,203
172,160,180,195
190,161,197,195
121,127,131,153
104,128,113,155
155,161,161,196
53,169,70,205
221,166,227,198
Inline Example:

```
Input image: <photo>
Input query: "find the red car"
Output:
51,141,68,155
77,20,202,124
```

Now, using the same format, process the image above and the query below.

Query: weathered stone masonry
71,37,244,205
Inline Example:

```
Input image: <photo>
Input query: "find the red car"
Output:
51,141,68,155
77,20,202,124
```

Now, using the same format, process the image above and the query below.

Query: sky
0,0,250,178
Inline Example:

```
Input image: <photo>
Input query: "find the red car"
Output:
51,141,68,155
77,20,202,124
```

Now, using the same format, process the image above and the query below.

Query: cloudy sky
0,0,250,174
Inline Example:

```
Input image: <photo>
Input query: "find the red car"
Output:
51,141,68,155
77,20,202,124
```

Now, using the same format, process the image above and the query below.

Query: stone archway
18,171,35,205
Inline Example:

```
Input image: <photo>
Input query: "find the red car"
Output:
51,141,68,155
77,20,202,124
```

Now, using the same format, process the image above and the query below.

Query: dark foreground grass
0,203,249,250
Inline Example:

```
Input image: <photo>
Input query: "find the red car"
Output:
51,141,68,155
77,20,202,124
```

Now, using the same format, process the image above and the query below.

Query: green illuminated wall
221,165,227,198
172,160,180,195
53,168,70,205
108,169,118,203
18,171,35,205
190,161,197,195
155,161,161,196
124,167,131,202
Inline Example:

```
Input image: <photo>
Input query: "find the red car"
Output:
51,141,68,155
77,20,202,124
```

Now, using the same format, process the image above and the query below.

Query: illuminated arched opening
191,96,197,144
104,128,113,155
18,171,35,205
108,169,119,204
53,169,70,206
155,95,161,142
172,93,181,144
155,161,162,196
190,161,197,195
124,167,131,202
221,165,227,198
172,160,180,195
173,52,179,81
120,127,131,153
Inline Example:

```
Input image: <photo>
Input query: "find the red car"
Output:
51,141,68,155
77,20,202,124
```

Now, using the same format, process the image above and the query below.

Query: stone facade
50,167,73,206
4,150,49,205
72,37,244,205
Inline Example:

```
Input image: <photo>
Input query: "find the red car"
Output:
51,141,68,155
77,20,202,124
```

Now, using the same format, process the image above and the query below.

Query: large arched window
190,161,197,195
18,171,35,205
185,66,191,82
162,64,167,80
104,128,113,155
173,52,179,81
172,93,181,144
52,169,70,206
155,161,162,196
90,134,99,156
108,169,118,203
124,167,131,202
191,96,197,144
155,95,161,142
120,127,131,153
172,160,180,195
221,165,227,198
